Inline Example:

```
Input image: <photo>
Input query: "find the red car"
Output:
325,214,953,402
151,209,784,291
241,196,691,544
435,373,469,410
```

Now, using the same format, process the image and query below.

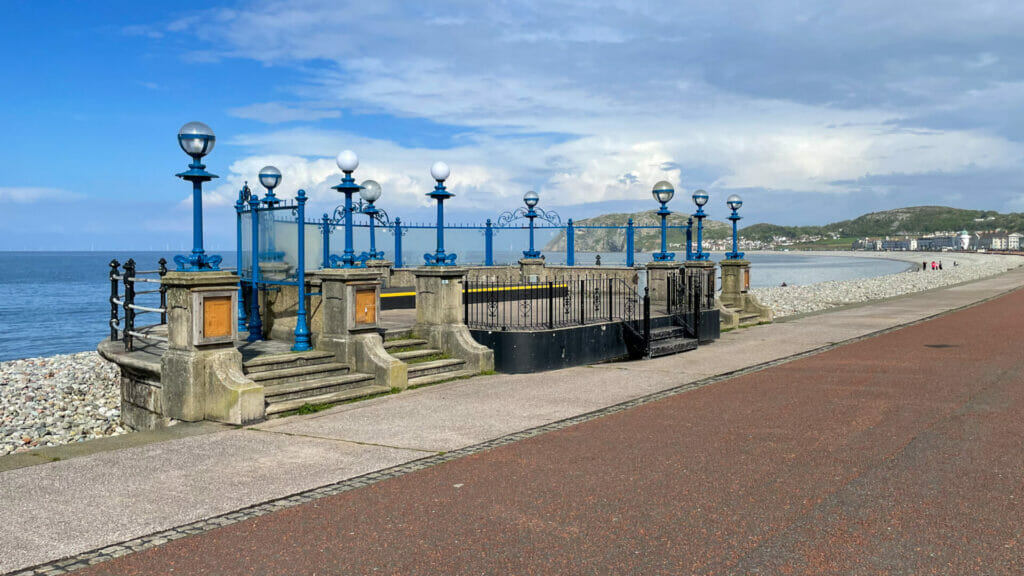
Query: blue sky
3,0,1024,250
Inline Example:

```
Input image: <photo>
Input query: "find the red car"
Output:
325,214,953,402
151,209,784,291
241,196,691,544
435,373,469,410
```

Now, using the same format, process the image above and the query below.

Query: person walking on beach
932,261,937,270
939,261,943,270
923,261,927,271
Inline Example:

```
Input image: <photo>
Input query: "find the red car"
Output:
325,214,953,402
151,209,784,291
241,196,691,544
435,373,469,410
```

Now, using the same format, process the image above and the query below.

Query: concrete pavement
2,267,1023,574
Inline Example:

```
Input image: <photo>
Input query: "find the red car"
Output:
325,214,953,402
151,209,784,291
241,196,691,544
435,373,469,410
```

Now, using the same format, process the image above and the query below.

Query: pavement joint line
8,283,1022,576
244,427,442,454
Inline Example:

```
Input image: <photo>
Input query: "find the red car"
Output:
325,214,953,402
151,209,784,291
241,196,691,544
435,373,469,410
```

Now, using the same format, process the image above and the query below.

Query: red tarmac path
79,289,1024,575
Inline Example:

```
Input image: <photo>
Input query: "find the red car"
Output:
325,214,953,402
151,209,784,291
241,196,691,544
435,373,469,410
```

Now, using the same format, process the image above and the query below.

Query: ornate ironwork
495,206,562,227
519,299,532,318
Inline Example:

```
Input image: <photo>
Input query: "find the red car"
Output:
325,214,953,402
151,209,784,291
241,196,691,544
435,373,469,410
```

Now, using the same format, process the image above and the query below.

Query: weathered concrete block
203,348,264,425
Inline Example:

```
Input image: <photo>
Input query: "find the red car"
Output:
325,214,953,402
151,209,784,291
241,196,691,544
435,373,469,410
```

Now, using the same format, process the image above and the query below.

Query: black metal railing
666,268,713,338
109,258,168,352
464,275,644,332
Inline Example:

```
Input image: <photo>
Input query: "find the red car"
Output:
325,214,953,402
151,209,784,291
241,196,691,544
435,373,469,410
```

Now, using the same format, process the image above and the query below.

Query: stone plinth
413,267,494,373
314,267,405,389
645,261,684,307
259,260,292,281
518,258,546,282
719,259,773,327
366,260,394,287
414,267,468,327
159,271,263,427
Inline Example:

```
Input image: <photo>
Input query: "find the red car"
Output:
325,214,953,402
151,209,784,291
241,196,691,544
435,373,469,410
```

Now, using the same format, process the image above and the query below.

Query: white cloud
228,102,341,124
0,187,82,203
166,0,1024,217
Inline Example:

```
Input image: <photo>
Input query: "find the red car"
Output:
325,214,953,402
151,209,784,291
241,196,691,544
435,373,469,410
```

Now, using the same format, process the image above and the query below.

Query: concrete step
407,358,466,378
248,362,351,387
383,338,429,350
650,325,687,341
407,369,480,389
649,337,698,358
263,372,376,403
243,351,335,374
392,348,444,361
383,328,415,341
739,313,762,323
265,382,389,416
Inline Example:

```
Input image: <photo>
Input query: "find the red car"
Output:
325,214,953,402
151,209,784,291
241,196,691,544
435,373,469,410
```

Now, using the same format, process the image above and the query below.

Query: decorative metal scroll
495,206,563,227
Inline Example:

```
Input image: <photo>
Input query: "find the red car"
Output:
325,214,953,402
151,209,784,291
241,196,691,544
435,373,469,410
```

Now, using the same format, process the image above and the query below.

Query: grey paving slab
0,429,425,573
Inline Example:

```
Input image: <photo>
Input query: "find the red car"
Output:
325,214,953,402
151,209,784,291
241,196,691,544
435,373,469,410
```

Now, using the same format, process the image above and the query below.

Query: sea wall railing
109,258,169,352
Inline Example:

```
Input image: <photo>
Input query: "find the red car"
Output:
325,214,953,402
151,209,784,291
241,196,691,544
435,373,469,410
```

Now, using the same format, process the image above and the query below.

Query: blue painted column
321,213,330,269
365,204,381,258
293,190,312,351
626,218,635,267
695,209,707,260
485,219,494,266
234,187,248,331
393,218,404,268
686,217,694,261
424,162,456,265
524,211,539,258
567,219,575,266
330,154,362,267
247,193,263,341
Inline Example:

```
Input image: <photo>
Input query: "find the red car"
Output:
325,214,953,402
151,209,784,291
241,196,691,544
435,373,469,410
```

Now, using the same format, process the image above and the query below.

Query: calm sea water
0,251,909,362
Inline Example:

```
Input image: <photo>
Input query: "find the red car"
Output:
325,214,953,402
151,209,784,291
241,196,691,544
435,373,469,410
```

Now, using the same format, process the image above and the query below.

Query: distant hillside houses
853,230,1023,252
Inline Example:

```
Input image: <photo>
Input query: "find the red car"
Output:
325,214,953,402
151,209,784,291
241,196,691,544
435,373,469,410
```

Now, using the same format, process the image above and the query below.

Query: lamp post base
174,252,223,272
424,252,458,266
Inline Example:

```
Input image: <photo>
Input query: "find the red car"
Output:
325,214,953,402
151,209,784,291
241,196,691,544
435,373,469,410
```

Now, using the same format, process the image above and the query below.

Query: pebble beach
1,251,1021,457
750,251,1022,318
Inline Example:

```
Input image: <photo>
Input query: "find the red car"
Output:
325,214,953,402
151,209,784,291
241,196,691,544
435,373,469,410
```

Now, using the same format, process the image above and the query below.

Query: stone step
650,325,687,341
392,348,444,361
243,351,336,374
739,313,762,323
408,369,480,389
248,362,351,387
383,338,429,350
263,372,376,403
265,382,390,416
407,358,466,378
649,337,698,358
384,328,415,341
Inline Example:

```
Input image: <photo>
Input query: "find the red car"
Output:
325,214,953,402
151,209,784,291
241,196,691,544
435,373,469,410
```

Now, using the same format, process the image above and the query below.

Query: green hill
544,211,729,252
742,206,1023,243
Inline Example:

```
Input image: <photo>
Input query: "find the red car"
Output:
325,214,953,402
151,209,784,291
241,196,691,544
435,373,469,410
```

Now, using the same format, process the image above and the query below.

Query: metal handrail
108,257,169,351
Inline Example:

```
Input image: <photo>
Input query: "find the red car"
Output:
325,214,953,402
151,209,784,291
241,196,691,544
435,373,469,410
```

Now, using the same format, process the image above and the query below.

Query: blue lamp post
331,150,362,268
523,191,541,258
725,194,744,260
258,165,284,261
359,179,385,260
174,122,222,271
424,161,457,265
691,188,710,261
651,181,675,261
292,189,312,351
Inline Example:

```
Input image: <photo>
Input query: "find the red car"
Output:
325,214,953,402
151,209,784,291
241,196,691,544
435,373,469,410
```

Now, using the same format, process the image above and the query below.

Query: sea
0,251,911,362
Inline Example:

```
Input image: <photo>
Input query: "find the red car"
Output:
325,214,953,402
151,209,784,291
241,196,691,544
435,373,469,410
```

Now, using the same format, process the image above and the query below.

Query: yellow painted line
381,284,569,298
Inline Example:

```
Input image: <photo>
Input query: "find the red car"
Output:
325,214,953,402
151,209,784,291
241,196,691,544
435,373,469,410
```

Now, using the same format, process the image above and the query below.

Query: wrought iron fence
666,268,714,338
463,275,644,331
108,258,169,352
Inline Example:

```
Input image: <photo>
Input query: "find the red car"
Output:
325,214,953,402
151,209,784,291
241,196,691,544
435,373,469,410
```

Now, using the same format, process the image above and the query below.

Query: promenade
3,269,1024,574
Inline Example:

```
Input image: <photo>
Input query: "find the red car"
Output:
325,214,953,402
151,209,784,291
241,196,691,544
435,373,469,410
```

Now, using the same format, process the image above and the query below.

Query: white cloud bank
168,0,1024,219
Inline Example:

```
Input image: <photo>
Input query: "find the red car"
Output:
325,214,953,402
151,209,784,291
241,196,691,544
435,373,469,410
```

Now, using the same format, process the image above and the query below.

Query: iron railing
109,258,169,351
464,275,644,332
666,268,714,339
